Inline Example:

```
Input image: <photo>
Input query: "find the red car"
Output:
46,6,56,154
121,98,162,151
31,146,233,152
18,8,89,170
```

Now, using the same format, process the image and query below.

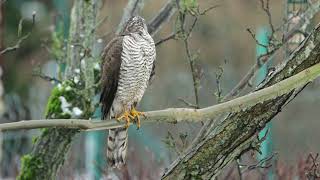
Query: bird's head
122,16,148,35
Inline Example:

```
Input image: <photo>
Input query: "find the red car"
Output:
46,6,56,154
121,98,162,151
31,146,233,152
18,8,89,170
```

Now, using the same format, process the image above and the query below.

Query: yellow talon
116,110,133,128
130,107,145,129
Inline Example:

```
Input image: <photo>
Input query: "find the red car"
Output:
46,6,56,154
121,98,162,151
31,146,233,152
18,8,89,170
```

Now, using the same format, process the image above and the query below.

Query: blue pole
53,0,70,38
256,28,273,179
85,106,105,180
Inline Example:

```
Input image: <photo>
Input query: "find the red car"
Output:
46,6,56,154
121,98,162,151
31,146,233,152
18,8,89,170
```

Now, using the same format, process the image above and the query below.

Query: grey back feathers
100,16,156,168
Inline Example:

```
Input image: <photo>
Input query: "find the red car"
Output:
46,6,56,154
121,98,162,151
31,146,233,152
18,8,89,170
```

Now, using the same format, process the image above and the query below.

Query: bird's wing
100,36,123,120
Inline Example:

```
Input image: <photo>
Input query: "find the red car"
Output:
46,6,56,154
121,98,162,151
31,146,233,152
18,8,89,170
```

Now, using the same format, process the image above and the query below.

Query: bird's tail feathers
107,127,128,168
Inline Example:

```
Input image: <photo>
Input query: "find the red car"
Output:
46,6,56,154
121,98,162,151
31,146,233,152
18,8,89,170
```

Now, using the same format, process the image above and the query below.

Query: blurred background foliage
0,0,320,179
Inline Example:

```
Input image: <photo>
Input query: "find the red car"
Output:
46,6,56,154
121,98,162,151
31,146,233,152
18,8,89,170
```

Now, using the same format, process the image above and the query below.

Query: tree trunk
18,0,98,179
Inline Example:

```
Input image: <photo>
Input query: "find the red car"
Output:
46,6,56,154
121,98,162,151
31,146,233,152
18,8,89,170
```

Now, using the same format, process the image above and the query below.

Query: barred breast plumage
116,32,155,107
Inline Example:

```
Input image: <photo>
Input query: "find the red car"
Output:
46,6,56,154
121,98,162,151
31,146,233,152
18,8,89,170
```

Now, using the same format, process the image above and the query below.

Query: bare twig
175,2,218,109
32,71,61,84
92,15,109,32
260,0,275,34
155,32,177,46
199,5,222,15
215,66,224,103
241,153,276,173
306,153,320,178
0,12,35,55
155,2,219,47
184,40,200,108
0,33,30,55
175,0,200,108
246,28,269,49
178,97,198,108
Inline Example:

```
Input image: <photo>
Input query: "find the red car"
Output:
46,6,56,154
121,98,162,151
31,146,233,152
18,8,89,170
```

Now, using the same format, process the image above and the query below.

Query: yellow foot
130,107,145,129
116,110,133,128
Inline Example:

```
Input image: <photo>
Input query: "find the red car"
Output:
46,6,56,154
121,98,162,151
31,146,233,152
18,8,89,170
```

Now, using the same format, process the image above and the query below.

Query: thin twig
155,32,176,46
215,66,224,103
0,12,35,55
247,28,269,49
186,17,198,38
199,5,221,15
0,33,30,55
92,15,109,32
176,3,219,109
178,97,198,108
241,153,276,173
155,2,218,47
32,72,61,84
176,1,200,109
260,0,275,34
184,39,200,108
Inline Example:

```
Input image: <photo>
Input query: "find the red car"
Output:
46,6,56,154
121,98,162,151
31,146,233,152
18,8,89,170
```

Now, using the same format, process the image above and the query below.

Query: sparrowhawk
100,16,156,168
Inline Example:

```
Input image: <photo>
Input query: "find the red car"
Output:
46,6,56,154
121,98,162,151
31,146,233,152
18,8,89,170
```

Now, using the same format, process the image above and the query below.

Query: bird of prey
100,16,156,168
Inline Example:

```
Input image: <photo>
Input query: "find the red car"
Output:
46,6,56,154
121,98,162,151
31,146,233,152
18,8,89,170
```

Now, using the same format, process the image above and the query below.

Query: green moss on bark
18,81,92,180
45,81,78,119
18,155,43,180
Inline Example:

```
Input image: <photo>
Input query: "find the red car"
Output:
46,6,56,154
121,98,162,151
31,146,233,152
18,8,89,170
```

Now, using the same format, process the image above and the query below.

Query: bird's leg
116,110,134,128
130,107,145,129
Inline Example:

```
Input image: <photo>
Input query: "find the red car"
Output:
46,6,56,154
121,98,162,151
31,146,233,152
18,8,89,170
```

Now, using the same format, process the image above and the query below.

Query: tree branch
3,61,320,132
148,0,177,36
0,12,35,55
0,33,30,55
116,0,145,34
155,32,176,46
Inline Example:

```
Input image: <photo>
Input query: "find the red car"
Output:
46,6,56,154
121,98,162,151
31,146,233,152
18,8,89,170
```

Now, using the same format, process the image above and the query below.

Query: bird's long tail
107,127,128,168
